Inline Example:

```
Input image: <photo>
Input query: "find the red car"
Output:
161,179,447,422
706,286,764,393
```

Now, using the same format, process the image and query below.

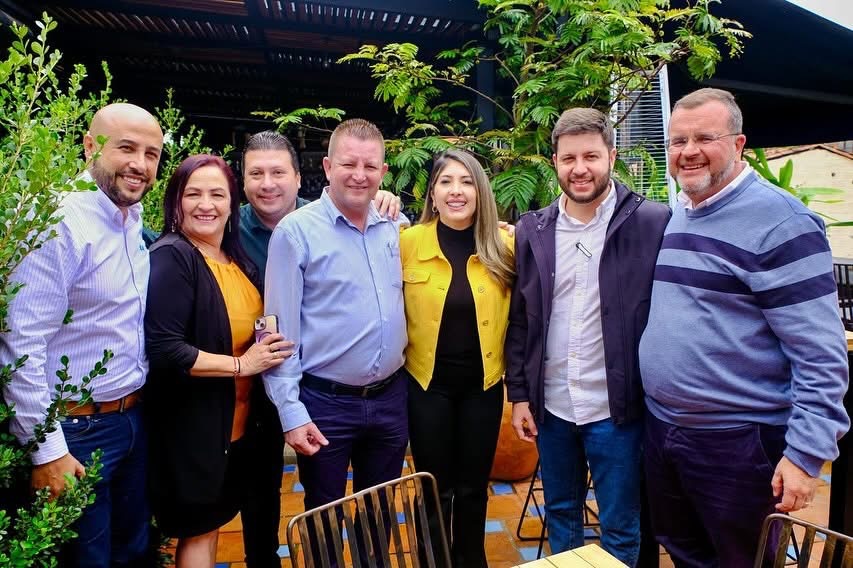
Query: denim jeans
59,405,149,568
537,411,642,567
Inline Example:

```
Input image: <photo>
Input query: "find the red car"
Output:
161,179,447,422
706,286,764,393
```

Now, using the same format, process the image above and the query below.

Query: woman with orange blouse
145,155,293,567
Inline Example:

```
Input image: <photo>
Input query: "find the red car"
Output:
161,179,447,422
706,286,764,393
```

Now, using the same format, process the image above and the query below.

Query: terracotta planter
490,396,538,481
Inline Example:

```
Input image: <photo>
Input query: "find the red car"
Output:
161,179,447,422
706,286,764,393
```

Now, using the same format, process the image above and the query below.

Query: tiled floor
204,459,834,567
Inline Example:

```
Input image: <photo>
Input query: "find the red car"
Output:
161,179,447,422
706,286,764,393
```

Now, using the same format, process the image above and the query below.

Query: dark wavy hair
161,154,256,281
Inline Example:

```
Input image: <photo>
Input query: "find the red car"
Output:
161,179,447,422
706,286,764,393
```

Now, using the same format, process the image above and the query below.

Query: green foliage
337,0,750,213
0,14,114,565
745,148,849,227
141,89,223,232
255,105,347,130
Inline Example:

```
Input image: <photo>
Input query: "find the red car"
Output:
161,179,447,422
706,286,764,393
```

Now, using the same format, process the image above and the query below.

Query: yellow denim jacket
400,221,513,390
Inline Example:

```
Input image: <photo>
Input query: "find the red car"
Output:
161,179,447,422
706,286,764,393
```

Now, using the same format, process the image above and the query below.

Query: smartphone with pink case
254,315,279,343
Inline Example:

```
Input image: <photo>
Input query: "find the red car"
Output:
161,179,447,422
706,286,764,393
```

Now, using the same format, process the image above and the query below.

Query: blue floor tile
821,473,832,483
293,482,304,492
215,564,229,568
397,511,406,524
584,527,600,539
277,544,290,558
347,471,353,480
528,504,544,518
283,464,296,473
519,547,541,561
484,520,503,533
491,483,513,495
586,489,596,501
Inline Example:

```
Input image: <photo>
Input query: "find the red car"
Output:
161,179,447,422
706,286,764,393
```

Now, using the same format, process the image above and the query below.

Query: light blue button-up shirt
263,188,407,431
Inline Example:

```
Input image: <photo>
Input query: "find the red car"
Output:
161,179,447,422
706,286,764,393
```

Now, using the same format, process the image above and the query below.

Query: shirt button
482,320,489,326
486,352,493,358
478,285,485,293
570,353,576,358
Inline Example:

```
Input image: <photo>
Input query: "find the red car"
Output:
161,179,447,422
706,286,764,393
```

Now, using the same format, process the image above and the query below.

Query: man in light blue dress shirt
263,119,408,561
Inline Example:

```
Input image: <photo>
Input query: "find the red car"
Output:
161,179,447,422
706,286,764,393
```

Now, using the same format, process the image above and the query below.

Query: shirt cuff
281,402,312,433
784,447,825,478
30,427,69,465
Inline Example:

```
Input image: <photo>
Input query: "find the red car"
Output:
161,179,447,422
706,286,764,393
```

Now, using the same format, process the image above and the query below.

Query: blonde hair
328,119,385,160
421,150,514,290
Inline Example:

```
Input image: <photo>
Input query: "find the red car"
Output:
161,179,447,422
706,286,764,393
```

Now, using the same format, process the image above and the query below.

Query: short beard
90,160,151,208
679,160,736,203
560,170,611,205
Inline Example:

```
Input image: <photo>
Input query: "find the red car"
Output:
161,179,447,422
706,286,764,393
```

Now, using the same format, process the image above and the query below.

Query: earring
431,203,438,214
170,219,177,232
227,218,232,233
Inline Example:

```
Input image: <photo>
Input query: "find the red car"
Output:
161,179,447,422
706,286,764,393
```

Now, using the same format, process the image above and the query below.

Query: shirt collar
558,180,617,227
678,163,753,210
241,203,269,233
319,186,386,229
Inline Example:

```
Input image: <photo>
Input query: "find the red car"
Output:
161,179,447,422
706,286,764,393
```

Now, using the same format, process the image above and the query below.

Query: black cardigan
144,232,260,504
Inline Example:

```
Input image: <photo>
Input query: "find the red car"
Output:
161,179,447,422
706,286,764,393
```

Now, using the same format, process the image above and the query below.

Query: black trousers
407,373,503,568
241,395,285,568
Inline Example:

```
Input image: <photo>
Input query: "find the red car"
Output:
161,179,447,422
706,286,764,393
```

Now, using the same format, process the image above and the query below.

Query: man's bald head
84,103,164,211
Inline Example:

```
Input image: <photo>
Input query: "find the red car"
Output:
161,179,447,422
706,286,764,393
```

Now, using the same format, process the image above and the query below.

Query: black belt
301,370,401,398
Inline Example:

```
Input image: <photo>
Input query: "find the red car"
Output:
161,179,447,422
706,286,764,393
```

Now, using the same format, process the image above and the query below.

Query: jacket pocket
403,269,430,284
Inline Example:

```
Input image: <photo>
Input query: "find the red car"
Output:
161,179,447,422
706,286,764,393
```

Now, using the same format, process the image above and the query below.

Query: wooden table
513,544,627,567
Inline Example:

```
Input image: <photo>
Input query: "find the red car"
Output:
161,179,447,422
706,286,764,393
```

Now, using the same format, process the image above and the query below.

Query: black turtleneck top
433,220,484,382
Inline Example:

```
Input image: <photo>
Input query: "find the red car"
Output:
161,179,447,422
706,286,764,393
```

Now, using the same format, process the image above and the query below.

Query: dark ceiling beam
315,0,484,22
29,0,482,43
0,0,34,23
38,11,475,54
28,0,485,24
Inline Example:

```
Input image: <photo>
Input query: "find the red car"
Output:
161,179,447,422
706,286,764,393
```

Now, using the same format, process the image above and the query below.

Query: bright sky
785,0,853,31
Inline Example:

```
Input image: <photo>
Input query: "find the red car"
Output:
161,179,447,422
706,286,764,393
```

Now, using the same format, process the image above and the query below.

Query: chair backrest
754,513,853,568
833,261,853,331
287,472,451,568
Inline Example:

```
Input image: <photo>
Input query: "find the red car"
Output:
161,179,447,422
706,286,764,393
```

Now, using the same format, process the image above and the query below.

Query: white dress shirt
0,184,149,464
543,183,616,425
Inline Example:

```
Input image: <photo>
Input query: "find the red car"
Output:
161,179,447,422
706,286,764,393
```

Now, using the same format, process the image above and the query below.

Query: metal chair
754,513,853,568
287,472,451,568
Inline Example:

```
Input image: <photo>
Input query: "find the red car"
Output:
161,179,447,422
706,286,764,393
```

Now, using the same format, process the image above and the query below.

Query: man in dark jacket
505,108,669,566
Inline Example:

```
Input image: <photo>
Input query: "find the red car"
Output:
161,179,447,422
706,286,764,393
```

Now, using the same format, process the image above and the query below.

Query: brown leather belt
66,391,142,416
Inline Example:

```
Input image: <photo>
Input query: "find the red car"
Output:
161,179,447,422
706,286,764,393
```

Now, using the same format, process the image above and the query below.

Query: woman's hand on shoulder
238,333,294,375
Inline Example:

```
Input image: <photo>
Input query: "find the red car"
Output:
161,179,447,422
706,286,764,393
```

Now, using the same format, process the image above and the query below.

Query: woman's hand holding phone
238,333,294,376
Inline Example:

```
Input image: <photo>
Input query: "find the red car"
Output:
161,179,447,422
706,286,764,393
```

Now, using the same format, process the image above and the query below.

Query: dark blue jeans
296,374,409,565
60,405,149,568
536,411,643,566
644,412,785,568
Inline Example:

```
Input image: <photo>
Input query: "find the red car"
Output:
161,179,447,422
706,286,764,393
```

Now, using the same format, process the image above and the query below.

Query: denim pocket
60,416,95,442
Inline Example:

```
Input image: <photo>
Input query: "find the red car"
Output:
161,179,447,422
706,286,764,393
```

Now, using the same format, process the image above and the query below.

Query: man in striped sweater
639,88,849,567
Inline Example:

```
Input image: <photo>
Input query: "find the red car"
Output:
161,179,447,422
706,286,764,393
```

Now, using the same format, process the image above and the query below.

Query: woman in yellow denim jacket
400,149,514,567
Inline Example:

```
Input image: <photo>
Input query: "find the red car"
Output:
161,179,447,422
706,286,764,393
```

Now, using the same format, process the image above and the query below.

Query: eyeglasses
665,132,741,153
